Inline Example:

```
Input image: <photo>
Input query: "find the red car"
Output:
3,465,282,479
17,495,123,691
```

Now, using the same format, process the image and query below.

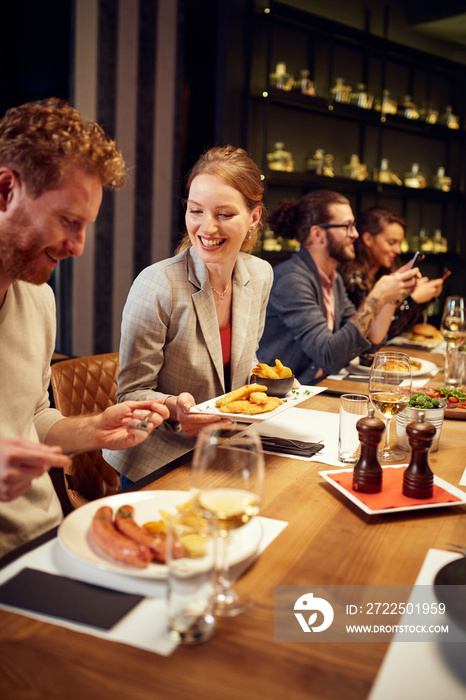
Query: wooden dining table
1,346,465,700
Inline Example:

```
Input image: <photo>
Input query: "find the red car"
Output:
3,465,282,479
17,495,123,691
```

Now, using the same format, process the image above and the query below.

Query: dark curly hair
268,189,349,245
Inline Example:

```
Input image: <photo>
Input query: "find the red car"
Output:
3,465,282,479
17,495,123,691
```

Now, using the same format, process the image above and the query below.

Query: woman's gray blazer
104,247,273,480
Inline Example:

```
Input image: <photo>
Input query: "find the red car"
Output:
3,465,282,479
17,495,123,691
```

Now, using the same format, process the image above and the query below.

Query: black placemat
0,568,144,630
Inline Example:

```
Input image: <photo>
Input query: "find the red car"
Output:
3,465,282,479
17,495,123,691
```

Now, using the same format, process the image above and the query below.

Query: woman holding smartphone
340,206,448,340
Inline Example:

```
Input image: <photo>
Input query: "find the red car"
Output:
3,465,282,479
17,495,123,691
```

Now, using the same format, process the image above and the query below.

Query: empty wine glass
191,424,264,617
368,351,411,462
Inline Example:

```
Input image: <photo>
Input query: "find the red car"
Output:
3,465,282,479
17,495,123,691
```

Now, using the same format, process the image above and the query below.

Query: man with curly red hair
0,98,168,557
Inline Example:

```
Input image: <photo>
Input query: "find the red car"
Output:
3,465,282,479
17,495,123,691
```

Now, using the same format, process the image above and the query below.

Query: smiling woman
340,206,448,341
103,146,274,482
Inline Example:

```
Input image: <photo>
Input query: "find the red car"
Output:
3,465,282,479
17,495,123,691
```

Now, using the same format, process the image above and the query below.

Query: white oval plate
58,490,263,579
349,356,437,377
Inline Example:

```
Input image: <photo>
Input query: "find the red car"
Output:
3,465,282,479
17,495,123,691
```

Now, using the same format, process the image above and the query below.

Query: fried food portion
143,499,207,537
215,383,267,407
219,396,282,415
249,391,268,404
252,359,293,379
274,359,293,378
253,362,280,379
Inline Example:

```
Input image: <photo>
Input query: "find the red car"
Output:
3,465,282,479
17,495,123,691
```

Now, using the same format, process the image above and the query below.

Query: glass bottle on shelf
439,106,460,130
419,229,434,253
419,101,438,124
374,158,402,186
349,83,373,109
432,229,448,253
342,154,368,181
431,167,452,192
266,142,294,172
330,77,352,103
293,69,315,96
399,95,419,120
262,226,283,252
269,62,294,91
404,163,426,189
306,149,334,177
374,89,397,116
400,237,410,253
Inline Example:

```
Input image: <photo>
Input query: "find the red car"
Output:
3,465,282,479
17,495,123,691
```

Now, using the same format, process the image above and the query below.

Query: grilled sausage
90,505,152,568
115,504,184,563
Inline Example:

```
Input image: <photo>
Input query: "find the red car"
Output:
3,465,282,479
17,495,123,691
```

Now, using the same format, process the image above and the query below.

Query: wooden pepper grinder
402,410,436,499
352,408,385,493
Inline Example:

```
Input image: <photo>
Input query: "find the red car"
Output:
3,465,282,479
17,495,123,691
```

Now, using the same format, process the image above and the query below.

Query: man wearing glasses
258,190,419,383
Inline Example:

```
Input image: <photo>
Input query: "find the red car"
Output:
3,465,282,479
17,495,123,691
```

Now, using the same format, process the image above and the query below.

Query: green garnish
408,392,441,409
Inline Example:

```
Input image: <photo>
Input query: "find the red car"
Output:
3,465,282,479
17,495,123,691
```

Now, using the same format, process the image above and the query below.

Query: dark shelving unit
245,1,466,300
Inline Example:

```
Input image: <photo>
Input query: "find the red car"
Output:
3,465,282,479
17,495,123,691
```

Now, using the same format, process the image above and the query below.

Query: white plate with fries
189,385,326,422
58,491,263,579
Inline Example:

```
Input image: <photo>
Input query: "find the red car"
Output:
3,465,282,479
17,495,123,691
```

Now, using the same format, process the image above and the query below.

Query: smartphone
408,251,424,269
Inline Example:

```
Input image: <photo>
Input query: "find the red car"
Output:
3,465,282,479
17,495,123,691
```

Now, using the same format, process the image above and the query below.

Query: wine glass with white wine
440,297,465,344
368,351,412,462
440,297,466,386
191,424,264,617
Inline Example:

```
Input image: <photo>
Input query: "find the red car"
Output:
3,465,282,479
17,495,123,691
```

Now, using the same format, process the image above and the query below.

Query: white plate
319,466,466,515
391,333,444,350
349,356,437,377
58,491,263,579
189,385,325,422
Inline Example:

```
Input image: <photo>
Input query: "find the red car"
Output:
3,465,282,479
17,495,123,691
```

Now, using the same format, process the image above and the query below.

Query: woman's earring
248,225,255,241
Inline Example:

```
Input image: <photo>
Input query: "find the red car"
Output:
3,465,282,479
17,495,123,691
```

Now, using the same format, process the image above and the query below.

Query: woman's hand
173,392,232,436
410,275,446,304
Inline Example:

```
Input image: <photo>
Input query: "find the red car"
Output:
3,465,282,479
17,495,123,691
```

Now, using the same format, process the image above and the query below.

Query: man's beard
0,205,53,286
326,229,355,264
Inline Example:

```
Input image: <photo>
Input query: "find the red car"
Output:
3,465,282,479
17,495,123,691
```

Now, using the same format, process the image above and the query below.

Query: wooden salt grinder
402,410,435,499
352,408,385,493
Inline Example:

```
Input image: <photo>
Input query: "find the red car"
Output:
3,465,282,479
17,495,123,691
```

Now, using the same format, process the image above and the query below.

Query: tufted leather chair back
50,353,121,508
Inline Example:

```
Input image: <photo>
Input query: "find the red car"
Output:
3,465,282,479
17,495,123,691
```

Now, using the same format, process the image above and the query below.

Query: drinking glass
368,352,412,462
440,296,466,346
191,424,265,617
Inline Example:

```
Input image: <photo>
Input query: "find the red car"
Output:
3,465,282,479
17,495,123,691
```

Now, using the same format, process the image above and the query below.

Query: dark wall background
0,0,72,115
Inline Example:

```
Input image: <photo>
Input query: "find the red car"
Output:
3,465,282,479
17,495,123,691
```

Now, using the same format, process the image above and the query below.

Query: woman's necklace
211,279,231,301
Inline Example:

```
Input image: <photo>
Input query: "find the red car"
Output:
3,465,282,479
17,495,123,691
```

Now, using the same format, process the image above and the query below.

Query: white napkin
0,516,287,656
368,549,466,700
460,467,466,487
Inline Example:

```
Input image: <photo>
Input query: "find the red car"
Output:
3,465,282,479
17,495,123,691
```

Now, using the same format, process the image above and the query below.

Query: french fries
252,359,293,379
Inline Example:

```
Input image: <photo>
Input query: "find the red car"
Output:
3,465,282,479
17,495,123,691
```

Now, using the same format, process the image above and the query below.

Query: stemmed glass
368,351,412,462
440,297,465,346
191,424,265,617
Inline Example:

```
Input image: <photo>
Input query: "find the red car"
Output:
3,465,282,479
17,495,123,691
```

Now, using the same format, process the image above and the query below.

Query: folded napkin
260,436,324,458
0,568,143,630
328,466,463,510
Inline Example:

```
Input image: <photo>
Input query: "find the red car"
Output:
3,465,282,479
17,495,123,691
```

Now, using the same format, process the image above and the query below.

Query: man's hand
0,437,72,502
93,400,170,450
